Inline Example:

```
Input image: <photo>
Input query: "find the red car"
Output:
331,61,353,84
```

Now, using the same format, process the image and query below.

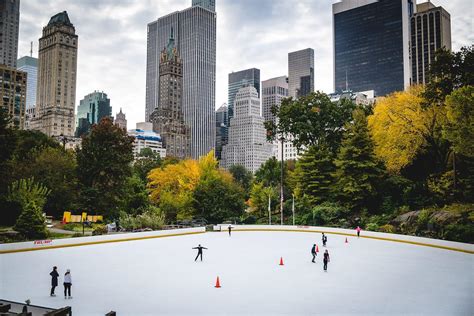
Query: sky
18,0,473,129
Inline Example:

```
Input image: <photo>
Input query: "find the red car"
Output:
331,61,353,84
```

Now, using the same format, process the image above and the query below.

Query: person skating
228,225,233,236
311,244,317,263
323,250,330,271
322,233,327,247
192,244,208,261
63,269,72,299
49,266,59,296
356,226,361,238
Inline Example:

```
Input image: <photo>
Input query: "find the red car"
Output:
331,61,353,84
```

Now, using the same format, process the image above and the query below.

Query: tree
296,145,335,204
248,182,278,218
268,92,355,151
368,86,448,174
228,164,253,197
332,109,383,211
0,108,17,225
13,200,48,239
133,148,162,182
443,86,474,158
424,45,474,105
121,174,150,215
76,117,134,218
255,157,281,187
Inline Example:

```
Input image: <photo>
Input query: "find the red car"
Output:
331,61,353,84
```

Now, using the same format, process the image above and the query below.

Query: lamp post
292,193,295,226
279,135,284,225
268,193,271,225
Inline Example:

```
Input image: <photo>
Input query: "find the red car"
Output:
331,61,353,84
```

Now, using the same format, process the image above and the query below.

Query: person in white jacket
63,269,72,299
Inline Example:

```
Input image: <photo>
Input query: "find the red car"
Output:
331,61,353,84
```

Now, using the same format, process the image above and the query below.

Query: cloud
18,0,473,129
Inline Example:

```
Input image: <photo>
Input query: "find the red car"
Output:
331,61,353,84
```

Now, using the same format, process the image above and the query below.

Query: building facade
215,103,228,160
151,30,190,159
128,122,167,159
115,108,127,130
75,91,112,137
0,64,26,128
288,48,314,98
228,68,260,121
221,86,273,173
146,1,216,158
333,0,413,96
192,0,215,11
17,56,38,110
33,11,78,137
411,1,451,85
0,0,19,67
262,76,288,125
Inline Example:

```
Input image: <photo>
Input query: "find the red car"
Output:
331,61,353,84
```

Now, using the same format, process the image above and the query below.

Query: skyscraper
288,48,314,98
115,108,127,130
151,30,190,159
262,76,288,125
146,1,216,158
192,0,215,11
411,1,451,85
76,91,112,137
17,55,38,110
0,64,26,128
33,11,78,137
333,0,413,96
221,86,273,173
0,0,20,67
228,68,260,120
215,103,228,160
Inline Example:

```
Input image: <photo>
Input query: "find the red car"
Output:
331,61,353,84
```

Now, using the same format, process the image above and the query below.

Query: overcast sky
18,0,473,129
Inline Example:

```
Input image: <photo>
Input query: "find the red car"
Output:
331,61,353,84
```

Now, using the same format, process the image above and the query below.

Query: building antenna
345,69,348,91
30,41,33,57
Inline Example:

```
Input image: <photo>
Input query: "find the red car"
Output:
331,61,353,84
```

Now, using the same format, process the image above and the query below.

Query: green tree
249,182,278,218
255,157,281,187
228,164,253,197
13,200,48,239
0,108,17,225
133,148,162,182
333,109,383,211
296,145,335,204
76,117,134,218
121,174,150,215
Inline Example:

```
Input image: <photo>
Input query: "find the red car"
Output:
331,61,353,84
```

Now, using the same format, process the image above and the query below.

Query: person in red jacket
323,250,330,271
356,226,361,238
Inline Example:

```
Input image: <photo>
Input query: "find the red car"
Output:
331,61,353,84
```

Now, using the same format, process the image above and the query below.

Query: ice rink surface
1,231,473,315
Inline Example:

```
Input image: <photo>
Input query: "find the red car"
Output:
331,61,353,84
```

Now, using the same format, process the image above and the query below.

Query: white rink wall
0,227,205,253
216,224,474,253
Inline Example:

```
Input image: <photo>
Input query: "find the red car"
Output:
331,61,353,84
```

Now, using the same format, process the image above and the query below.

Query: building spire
345,69,348,91
30,41,33,57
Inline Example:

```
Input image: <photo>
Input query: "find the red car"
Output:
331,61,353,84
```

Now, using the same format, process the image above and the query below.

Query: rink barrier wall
217,224,474,254
0,227,205,254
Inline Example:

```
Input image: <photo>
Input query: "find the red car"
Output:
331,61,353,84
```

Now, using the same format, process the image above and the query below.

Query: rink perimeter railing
214,224,474,254
0,227,205,254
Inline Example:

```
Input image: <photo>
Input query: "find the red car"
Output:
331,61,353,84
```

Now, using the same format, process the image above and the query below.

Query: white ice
1,231,473,315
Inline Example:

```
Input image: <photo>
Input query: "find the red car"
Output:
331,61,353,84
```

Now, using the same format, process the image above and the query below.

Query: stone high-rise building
76,91,112,137
221,86,273,173
146,1,216,158
288,48,314,98
115,108,127,130
33,11,78,137
411,1,451,85
151,30,190,160
228,68,260,121
262,76,288,125
0,0,20,67
0,64,26,128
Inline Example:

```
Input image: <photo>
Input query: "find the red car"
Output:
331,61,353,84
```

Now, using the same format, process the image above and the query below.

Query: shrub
119,207,165,231
13,201,48,239
312,202,350,226
378,224,395,233
442,223,474,243
92,225,108,235
366,223,379,231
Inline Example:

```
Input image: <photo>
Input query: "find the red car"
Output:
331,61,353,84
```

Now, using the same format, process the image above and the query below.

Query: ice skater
323,250,330,272
311,244,317,263
49,266,59,296
63,269,72,299
356,226,361,238
228,225,233,236
322,233,327,247
192,244,208,261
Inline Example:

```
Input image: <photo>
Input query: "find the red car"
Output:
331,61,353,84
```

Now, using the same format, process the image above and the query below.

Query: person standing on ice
323,250,330,271
228,225,233,236
356,226,361,238
193,244,208,261
63,269,72,299
322,233,327,247
49,266,59,296
311,244,317,263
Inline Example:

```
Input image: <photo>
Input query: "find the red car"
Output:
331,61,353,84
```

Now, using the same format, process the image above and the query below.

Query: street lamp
279,135,284,225
292,193,295,226
268,193,271,225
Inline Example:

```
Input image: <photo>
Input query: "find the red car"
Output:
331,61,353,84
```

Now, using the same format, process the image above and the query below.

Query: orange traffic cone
316,245,319,253
215,276,221,288
279,257,284,266
345,237,348,244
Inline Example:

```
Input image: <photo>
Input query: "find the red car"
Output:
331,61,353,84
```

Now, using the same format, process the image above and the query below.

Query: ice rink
1,230,473,315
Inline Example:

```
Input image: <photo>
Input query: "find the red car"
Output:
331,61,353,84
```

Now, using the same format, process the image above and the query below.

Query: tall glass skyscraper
17,56,38,110
333,0,413,97
228,68,260,121
288,49,314,98
146,1,216,158
76,91,111,137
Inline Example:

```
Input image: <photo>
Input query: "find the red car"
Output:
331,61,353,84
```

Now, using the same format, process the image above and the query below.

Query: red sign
33,240,53,245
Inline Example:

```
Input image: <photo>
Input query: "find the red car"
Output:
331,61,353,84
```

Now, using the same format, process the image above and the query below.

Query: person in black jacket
323,250,330,271
49,266,59,296
192,244,208,261
311,244,317,263
228,225,233,236
322,233,327,247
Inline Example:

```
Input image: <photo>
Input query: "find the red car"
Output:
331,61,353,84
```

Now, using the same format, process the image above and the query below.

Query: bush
378,224,395,233
13,201,48,239
366,223,379,231
443,223,474,243
119,207,165,231
92,225,108,235
311,202,351,226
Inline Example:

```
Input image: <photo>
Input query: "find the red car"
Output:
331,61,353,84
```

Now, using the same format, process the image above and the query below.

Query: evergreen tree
333,109,383,211
14,200,48,239
297,145,335,204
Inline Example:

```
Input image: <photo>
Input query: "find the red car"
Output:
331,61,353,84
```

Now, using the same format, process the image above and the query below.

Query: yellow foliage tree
368,86,446,173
